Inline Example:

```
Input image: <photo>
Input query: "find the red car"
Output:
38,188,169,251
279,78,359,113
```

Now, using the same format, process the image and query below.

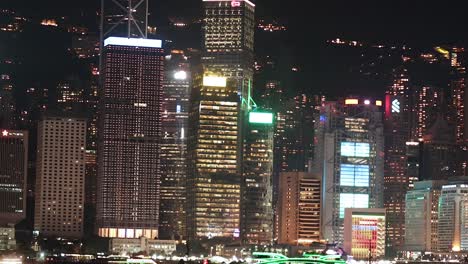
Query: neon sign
2,130,8,137
231,0,241,7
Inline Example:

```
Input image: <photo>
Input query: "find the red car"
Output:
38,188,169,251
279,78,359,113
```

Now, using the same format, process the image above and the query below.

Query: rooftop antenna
99,0,148,73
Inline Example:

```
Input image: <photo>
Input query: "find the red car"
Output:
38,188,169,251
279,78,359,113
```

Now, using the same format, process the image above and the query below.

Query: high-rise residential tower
0,129,28,226
241,111,274,245
277,172,321,246
96,37,164,239
34,117,86,238
159,50,191,240
314,98,384,243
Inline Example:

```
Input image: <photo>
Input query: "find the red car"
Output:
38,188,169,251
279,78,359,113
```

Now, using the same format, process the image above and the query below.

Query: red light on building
385,94,391,119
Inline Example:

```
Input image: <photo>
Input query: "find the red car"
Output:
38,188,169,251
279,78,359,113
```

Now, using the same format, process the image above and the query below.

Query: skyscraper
314,98,384,243
187,75,240,240
96,37,164,239
202,0,255,98
448,47,467,144
186,0,256,242
0,129,28,225
159,50,191,240
383,67,411,252
277,172,321,246
241,111,274,245
0,74,16,128
34,117,86,238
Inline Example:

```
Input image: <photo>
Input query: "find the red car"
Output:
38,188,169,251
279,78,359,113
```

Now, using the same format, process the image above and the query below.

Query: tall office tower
84,66,100,236
96,37,164,239
404,180,446,252
413,85,443,140
277,172,321,246
383,67,412,253
159,50,191,240
437,179,468,252
448,47,467,143
313,98,384,243
275,95,319,174
0,74,16,128
202,0,255,97
0,129,28,225
34,117,86,238
241,111,274,245
187,75,240,240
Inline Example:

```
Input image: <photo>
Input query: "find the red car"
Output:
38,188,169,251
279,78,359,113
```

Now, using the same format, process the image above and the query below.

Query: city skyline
1,0,468,261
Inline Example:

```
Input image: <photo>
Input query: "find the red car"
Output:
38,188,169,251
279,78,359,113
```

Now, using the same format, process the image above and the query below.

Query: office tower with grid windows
96,37,164,239
202,0,255,99
313,98,384,244
159,50,191,240
34,117,86,238
0,129,28,226
241,111,274,245
187,75,241,240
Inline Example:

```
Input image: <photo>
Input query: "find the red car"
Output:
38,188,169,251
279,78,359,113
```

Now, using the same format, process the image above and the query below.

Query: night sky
2,0,468,97
4,0,468,45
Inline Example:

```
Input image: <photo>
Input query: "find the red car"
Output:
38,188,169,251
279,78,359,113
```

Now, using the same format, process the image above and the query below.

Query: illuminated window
339,193,369,218
341,142,370,157
340,164,369,187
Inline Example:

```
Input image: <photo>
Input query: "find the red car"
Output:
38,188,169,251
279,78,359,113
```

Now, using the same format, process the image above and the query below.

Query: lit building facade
187,75,241,240
437,180,468,252
96,37,164,239
0,73,16,128
314,98,384,243
277,172,321,246
241,111,274,245
404,180,446,252
202,0,255,98
448,47,467,144
34,117,86,238
344,208,386,260
413,86,442,140
0,129,28,226
159,50,191,240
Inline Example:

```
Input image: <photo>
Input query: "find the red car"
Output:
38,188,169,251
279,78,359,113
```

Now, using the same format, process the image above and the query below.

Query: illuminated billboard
341,142,370,157
340,164,369,187
344,209,386,260
249,112,273,124
339,193,369,218
203,76,227,87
